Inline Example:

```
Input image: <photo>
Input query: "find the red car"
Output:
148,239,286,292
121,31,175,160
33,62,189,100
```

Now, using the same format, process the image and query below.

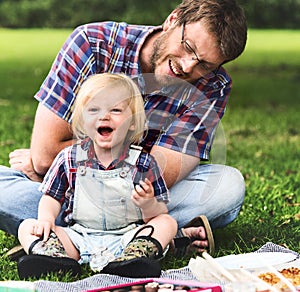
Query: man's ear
163,9,179,32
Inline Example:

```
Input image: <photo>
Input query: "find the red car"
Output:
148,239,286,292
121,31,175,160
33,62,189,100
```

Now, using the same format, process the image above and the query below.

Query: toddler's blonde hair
71,73,146,144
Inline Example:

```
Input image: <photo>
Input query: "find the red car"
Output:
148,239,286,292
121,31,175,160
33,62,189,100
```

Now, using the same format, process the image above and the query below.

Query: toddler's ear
129,123,135,131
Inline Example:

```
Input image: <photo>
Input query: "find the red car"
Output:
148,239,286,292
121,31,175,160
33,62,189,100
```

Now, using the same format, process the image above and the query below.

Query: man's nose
180,57,199,74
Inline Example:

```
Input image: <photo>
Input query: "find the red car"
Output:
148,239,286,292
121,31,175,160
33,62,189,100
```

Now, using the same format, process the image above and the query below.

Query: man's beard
150,33,166,73
149,33,181,87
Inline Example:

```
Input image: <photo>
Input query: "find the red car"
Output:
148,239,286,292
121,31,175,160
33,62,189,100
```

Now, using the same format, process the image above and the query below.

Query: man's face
150,20,226,85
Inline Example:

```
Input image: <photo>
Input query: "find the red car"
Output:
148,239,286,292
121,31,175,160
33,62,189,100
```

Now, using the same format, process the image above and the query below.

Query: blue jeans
0,164,245,236
167,164,245,229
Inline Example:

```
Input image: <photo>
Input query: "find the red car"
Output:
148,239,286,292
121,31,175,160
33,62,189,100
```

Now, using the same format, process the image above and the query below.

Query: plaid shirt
39,138,169,224
35,21,231,160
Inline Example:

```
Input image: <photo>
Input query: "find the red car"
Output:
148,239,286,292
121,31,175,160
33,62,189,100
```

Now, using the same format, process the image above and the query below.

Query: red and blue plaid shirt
39,138,169,224
35,21,231,160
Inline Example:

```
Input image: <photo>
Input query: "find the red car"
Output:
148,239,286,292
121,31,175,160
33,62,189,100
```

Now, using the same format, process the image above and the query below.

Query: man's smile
169,59,183,77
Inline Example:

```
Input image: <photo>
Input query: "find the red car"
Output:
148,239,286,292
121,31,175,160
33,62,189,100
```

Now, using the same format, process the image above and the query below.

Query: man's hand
9,149,43,182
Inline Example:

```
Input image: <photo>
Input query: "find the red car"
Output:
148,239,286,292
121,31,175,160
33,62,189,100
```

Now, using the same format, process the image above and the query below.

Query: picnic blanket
18,242,300,292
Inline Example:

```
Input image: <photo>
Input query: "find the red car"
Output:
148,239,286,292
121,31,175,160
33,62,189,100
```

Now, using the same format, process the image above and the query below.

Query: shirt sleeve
34,25,97,122
134,152,169,203
143,68,231,160
39,147,72,204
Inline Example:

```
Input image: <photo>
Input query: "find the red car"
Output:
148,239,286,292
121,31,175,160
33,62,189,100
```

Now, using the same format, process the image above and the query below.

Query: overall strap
124,145,143,166
75,143,88,163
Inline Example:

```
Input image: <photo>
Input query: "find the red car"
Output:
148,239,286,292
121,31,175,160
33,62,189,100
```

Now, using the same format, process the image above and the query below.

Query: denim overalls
72,144,143,231
62,145,144,270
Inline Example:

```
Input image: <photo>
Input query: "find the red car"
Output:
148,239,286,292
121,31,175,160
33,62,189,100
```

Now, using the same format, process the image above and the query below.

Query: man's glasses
180,21,219,78
181,22,202,64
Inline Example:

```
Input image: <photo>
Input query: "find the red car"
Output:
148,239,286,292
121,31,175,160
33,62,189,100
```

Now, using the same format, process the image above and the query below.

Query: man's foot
182,225,209,251
173,215,215,258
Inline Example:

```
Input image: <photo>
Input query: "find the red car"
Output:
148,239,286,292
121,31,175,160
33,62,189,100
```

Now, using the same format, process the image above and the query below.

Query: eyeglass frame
180,21,220,78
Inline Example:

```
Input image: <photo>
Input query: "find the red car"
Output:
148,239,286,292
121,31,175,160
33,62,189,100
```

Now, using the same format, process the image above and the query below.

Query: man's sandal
6,245,26,261
173,215,215,258
17,254,81,279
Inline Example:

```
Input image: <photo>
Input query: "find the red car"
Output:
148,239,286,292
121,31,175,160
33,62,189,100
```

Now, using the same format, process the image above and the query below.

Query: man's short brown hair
175,0,247,63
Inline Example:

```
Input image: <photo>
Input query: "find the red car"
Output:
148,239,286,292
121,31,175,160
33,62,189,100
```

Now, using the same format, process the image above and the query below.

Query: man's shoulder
76,21,154,40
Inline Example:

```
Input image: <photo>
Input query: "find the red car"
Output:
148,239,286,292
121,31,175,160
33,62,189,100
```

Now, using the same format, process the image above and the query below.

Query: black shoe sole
17,254,81,280
102,257,161,278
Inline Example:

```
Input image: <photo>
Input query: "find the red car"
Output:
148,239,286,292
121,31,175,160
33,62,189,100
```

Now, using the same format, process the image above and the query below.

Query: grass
0,28,299,282
0,28,71,162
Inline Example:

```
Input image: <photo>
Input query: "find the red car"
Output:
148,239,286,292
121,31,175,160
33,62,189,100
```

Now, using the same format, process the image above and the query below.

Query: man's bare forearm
150,145,199,188
30,104,74,176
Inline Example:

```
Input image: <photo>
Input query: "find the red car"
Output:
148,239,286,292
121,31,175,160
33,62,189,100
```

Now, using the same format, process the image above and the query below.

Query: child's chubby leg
137,214,178,250
18,218,80,261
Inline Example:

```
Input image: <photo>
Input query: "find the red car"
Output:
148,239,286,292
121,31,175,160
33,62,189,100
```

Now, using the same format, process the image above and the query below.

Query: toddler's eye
111,108,122,113
87,107,99,113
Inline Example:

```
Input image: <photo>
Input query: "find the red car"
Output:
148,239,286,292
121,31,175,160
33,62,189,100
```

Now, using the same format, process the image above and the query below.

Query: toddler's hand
32,220,53,242
131,178,155,209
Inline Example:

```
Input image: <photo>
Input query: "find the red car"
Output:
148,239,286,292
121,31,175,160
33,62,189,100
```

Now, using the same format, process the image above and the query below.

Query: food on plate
258,267,300,290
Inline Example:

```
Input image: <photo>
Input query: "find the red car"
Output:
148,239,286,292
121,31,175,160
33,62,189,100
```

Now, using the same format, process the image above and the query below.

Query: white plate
215,252,298,270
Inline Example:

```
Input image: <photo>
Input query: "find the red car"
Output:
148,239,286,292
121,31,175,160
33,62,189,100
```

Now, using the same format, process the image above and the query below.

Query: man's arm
30,103,74,176
150,145,199,188
9,104,73,180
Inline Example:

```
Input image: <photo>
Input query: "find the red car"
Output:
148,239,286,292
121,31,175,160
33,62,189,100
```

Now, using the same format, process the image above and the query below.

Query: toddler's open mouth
97,126,113,136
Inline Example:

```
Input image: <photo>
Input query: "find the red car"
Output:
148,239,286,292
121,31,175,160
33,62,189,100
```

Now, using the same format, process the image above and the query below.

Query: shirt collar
80,137,131,169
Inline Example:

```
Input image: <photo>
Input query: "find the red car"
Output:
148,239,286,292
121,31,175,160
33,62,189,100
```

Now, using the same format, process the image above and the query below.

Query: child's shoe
102,225,163,278
17,230,81,279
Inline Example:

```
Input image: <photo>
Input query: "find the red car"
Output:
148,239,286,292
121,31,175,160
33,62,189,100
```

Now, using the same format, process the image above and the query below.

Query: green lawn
0,28,299,282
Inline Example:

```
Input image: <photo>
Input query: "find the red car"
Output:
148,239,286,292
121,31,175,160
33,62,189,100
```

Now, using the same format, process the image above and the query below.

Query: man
0,0,247,256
